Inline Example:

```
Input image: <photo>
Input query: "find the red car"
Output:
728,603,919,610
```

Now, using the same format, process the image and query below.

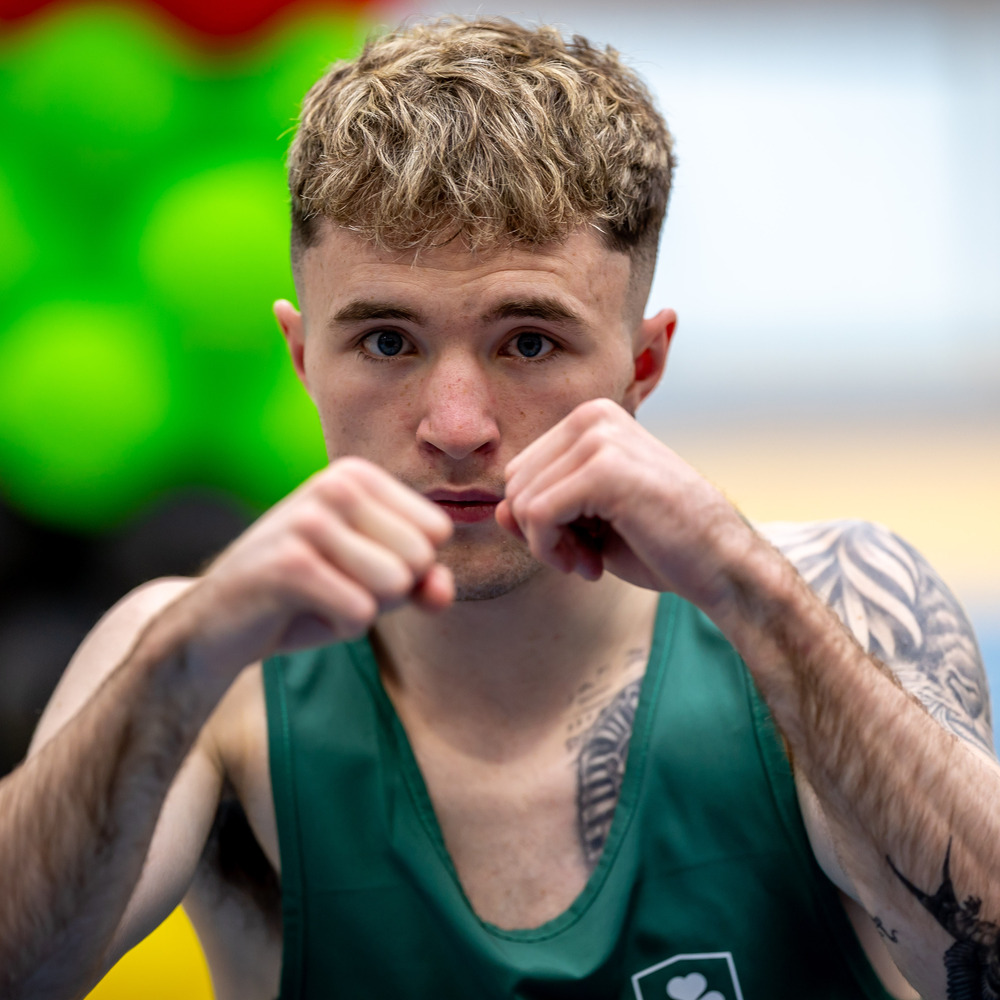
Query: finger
506,398,626,487
516,459,605,570
345,460,453,544
494,499,525,541
563,529,605,581
506,434,597,529
323,483,443,579
299,506,422,607
411,563,455,612
289,559,379,640
505,421,580,493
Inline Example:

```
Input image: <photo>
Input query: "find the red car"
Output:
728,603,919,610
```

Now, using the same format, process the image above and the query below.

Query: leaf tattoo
764,519,994,757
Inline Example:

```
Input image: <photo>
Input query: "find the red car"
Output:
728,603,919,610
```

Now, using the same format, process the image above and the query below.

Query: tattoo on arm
889,840,1000,999
873,916,899,943
576,679,641,869
765,519,994,757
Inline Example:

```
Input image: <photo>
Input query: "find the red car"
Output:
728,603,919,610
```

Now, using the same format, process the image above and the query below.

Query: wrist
127,590,235,728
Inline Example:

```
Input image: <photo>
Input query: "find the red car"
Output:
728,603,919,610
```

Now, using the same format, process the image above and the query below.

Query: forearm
713,533,1000,993
0,608,223,1000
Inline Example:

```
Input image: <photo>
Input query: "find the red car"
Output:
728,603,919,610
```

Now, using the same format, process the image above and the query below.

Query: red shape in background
0,0,371,45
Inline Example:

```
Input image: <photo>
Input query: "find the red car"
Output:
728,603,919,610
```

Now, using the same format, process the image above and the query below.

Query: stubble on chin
439,532,543,601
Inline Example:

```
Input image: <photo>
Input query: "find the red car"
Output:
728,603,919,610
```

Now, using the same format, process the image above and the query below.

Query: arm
763,518,992,757
763,519,995,989
500,399,1000,1000
1,458,454,1000
0,579,222,999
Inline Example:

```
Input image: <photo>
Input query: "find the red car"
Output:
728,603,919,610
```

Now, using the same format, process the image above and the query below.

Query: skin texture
276,224,671,600
5,224,996,1000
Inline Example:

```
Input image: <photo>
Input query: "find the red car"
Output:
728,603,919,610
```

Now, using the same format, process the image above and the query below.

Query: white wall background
376,0,1000,689
379,0,1000,422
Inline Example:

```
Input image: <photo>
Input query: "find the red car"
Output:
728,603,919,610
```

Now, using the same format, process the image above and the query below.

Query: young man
9,17,999,1000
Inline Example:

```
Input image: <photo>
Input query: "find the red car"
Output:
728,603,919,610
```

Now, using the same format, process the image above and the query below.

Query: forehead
295,225,634,328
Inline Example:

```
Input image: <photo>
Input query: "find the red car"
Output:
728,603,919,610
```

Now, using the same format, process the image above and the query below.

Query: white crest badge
631,952,745,1000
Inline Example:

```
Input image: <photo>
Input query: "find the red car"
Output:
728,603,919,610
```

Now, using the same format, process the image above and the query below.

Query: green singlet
264,593,894,999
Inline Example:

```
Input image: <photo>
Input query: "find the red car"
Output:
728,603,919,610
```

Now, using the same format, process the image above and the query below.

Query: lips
425,489,503,524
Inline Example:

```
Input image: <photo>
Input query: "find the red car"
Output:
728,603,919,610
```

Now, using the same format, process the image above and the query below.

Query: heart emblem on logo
666,973,726,1000
666,974,706,1000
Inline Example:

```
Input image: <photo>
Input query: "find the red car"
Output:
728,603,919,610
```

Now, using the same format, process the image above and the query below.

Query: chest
221,650,652,934
219,672,619,932
406,737,595,929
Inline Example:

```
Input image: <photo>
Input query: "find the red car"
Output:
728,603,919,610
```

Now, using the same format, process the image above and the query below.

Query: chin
443,536,543,602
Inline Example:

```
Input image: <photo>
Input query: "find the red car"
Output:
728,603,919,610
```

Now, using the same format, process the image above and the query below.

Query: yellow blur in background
86,909,212,1000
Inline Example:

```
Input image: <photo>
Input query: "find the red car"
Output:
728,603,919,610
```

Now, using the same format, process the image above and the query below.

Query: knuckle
271,538,315,580
581,419,619,454
338,598,377,638
510,493,532,523
520,495,550,528
290,501,329,540
318,469,362,510
407,535,437,572
578,397,618,423
330,455,369,479
380,562,414,601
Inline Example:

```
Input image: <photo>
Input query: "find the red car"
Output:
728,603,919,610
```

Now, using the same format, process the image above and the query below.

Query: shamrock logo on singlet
630,952,744,1000
665,972,725,1000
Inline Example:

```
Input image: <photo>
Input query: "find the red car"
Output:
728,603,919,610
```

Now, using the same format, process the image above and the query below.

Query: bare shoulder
759,518,993,757
30,577,197,754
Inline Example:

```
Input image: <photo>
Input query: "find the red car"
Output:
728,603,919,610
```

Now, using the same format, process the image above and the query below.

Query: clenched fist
163,458,454,686
497,398,756,613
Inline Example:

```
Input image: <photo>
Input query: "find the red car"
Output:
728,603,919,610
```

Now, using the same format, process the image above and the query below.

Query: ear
623,308,676,412
274,299,309,393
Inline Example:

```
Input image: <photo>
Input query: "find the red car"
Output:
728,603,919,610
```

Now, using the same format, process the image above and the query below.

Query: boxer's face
277,225,672,600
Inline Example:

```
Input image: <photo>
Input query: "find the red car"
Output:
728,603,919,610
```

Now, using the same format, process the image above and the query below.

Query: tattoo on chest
889,840,1000,999
575,677,642,869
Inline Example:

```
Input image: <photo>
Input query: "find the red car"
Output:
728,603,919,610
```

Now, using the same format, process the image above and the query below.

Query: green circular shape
0,302,177,530
256,364,329,498
6,7,179,156
138,160,294,354
0,167,34,292
187,362,326,510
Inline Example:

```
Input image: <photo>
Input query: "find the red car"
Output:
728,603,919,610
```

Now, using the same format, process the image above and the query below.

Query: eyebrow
482,297,581,325
331,301,425,324
329,296,581,327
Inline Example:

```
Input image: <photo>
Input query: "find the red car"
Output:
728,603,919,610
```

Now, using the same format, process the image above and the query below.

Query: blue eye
516,333,543,357
376,331,404,356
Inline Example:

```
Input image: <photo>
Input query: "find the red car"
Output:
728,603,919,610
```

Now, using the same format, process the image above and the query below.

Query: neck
372,567,660,756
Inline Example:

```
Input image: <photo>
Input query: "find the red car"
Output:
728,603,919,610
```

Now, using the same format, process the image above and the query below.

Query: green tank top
264,593,894,999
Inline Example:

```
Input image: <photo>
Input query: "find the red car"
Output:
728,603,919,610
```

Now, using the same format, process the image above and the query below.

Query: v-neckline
346,592,679,942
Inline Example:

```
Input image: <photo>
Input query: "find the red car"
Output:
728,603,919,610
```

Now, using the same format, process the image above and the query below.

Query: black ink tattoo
576,679,641,869
766,520,994,757
873,916,899,943
565,650,646,751
889,841,1000,999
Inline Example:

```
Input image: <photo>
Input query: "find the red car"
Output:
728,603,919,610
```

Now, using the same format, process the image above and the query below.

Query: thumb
495,500,526,541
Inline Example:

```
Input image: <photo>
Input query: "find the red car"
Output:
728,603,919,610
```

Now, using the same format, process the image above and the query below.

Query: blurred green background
0,2,375,531
2,2,997,994
0,0,373,773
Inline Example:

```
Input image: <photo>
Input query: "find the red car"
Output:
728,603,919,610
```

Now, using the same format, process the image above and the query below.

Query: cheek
313,372,420,456
510,362,632,442
565,344,635,402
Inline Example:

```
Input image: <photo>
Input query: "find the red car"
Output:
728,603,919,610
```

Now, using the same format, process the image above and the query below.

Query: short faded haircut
288,17,675,276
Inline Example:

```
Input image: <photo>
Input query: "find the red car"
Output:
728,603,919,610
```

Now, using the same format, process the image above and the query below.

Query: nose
417,353,500,461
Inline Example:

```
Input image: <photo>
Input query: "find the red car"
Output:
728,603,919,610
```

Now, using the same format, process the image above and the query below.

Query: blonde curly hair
289,17,674,272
